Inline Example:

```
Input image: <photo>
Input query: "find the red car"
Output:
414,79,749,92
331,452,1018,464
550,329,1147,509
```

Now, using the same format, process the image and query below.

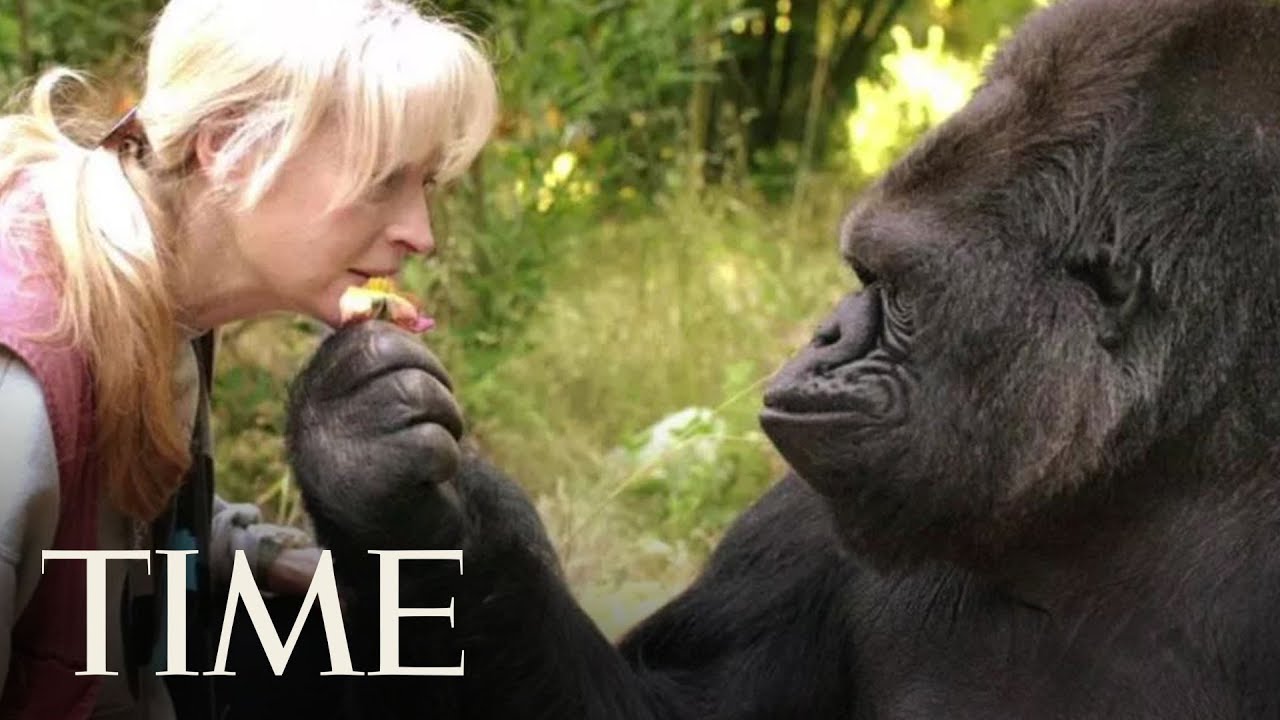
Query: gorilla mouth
761,365,900,420
759,289,910,497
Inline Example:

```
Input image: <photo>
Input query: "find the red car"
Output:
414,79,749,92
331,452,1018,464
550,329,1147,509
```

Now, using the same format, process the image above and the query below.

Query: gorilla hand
286,321,466,554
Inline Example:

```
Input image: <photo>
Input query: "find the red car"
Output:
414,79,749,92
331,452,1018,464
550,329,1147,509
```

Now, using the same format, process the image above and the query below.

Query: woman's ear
193,116,239,181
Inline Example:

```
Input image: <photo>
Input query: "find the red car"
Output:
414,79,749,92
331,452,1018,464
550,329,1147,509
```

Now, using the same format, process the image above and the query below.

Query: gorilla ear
1066,246,1147,350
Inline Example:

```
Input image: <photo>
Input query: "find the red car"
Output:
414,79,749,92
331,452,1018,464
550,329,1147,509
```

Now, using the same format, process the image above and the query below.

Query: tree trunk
687,6,715,190
813,0,911,165
16,0,33,76
749,3,780,160
796,0,839,199
834,0,911,94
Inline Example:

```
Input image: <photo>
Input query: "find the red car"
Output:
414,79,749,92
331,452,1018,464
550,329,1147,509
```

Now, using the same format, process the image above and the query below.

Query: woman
0,0,497,717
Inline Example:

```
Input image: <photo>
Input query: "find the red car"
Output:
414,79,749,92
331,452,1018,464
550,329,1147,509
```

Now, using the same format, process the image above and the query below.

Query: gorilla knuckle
407,422,462,481
392,367,464,440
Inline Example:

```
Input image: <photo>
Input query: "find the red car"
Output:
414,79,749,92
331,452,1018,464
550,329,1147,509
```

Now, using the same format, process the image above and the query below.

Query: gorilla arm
285,324,855,719
616,475,857,719
342,455,855,720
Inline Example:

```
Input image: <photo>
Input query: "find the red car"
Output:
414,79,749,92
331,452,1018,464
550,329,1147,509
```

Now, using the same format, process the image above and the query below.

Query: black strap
117,332,222,719
130,332,219,719
187,330,219,720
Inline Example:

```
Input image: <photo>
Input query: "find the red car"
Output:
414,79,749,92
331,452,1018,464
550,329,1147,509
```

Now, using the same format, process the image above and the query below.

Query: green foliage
0,0,159,97
843,23,986,176
479,0,713,193
207,318,318,525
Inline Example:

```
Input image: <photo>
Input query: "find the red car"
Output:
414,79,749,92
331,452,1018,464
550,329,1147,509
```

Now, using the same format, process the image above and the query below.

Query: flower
339,278,435,333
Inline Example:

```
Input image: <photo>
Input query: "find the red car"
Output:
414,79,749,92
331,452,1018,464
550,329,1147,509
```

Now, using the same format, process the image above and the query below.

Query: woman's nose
391,198,435,255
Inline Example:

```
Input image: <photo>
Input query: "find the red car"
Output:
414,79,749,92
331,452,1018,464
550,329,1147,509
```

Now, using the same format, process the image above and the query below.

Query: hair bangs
333,12,497,206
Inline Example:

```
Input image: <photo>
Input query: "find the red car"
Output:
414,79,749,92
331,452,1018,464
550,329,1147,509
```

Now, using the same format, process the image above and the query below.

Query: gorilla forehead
1007,0,1280,131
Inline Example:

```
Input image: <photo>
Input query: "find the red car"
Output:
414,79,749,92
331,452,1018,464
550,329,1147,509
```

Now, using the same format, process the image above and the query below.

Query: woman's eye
363,172,399,201
365,168,437,202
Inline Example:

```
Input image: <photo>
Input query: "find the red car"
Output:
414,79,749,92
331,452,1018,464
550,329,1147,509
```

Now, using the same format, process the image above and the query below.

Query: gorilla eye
884,282,913,319
852,260,879,288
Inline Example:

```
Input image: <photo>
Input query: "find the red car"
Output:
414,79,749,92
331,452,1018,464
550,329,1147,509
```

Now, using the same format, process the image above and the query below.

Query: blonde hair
0,0,497,521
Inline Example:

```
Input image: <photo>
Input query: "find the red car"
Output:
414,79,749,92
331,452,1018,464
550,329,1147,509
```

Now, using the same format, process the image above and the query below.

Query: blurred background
1,0,1045,636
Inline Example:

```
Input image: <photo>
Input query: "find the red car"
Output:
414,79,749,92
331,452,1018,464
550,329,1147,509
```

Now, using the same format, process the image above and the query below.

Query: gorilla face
761,0,1280,568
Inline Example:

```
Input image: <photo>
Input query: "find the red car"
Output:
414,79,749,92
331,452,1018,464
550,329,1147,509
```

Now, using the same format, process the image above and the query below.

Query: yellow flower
364,276,396,294
551,151,577,181
339,278,434,333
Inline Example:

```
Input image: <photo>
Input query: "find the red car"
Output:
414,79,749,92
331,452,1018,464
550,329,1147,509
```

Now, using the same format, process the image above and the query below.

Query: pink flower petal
409,315,436,333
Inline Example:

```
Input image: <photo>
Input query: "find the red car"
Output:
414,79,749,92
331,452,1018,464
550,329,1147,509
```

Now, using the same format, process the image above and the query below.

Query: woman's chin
316,304,345,329
298,293,344,330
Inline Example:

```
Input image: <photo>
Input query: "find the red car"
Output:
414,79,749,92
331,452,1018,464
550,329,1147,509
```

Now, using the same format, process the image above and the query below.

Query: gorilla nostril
798,289,882,376
763,286,885,413
813,318,841,347
824,288,881,365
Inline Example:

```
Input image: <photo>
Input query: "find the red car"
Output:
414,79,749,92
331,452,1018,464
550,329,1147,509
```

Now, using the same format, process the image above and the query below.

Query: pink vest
0,177,104,720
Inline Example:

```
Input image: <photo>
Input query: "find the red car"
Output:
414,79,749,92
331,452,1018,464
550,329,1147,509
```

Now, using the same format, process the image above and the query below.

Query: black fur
285,1,1280,717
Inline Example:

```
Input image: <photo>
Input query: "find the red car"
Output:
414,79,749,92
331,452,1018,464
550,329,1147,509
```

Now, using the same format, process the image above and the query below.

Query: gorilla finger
365,325,454,392
388,367,465,440
301,322,436,399
294,370,463,447
399,422,462,485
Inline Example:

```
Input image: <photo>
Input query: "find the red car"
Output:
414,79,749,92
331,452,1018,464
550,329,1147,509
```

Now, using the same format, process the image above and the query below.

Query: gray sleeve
0,347,61,700
208,495,311,587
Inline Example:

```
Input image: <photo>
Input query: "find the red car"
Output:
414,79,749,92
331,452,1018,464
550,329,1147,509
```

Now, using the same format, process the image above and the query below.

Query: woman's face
226,123,437,328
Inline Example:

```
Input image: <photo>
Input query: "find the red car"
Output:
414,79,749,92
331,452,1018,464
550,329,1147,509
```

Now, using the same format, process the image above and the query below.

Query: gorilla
282,0,1280,717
